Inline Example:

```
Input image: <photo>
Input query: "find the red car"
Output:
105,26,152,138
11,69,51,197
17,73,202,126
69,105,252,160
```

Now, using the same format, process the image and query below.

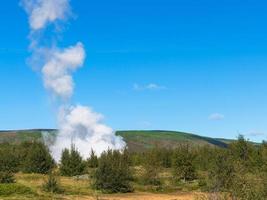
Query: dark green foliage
87,149,98,168
0,143,20,173
60,145,86,176
0,171,15,184
158,148,173,168
42,173,63,194
194,145,218,171
21,142,55,174
2,131,267,195
142,148,162,186
231,171,264,200
229,135,255,169
207,150,235,192
94,149,133,193
172,145,196,182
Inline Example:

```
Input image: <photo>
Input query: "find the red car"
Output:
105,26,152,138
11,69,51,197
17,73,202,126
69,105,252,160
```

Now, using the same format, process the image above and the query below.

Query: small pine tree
87,149,98,168
60,145,86,176
94,149,133,193
143,148,162,186
0,143,19,173
21,142,55,174
172,145,196,182
207,150,235,192
229,135,254,169
42,172,63,194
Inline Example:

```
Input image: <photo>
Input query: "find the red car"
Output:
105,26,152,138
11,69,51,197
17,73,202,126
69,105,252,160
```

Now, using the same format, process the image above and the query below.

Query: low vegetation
0,134,266,199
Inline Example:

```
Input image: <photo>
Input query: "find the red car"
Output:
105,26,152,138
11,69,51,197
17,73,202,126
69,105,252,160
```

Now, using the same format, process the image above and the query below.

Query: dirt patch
71,192,198,200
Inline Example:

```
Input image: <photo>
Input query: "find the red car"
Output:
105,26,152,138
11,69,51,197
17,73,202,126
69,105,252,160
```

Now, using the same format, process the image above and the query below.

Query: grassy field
0,129,231,151
0,171,205,200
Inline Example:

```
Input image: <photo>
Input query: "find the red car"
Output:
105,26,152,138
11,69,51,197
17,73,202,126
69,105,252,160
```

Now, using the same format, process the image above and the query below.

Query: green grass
0,183,35,196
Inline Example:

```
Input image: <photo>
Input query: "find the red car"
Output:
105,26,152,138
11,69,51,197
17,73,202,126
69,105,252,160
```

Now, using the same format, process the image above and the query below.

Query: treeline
1,135,267,199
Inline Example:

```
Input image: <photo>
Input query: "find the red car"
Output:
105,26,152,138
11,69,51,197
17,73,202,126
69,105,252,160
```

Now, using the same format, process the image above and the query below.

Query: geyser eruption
21,0,125,161
42,43,85,99
53,105,125,161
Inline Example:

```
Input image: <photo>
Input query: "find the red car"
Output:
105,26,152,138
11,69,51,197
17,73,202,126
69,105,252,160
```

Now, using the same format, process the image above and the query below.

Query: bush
42,173,63,194
142,148,162,186
231,175,264,200
0,171,15,184
94,149,133,193
207,150,235,192
0,143,20,173
21,142,55,174
172,145,196,182
60,145,86,176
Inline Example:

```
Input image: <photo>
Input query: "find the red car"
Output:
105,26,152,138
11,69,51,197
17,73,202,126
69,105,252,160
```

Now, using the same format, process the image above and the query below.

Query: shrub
207,150,235,192
0,171,15,184
21,142,55,174
142,148,162,186
42,173,63,194
172,145,196,182
231,173,264,200
94,149,133,193
0,143,19,173
60,145,86,176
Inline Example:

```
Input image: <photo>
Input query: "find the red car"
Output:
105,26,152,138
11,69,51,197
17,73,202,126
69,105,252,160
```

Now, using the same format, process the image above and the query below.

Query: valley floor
0,174,204,200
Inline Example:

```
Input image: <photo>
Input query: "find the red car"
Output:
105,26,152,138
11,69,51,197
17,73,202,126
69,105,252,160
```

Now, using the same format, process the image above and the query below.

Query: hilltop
0,129,232,151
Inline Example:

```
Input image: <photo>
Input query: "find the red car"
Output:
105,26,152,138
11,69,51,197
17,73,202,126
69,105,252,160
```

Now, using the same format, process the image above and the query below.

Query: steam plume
21,0,125,161
21,0,71,30
42,43,85,99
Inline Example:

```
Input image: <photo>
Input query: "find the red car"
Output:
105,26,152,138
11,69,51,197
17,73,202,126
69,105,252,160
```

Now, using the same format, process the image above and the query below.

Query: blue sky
1,0,267,141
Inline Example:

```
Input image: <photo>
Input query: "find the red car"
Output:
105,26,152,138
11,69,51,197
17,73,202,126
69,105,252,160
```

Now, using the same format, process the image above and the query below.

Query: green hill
116,130,229,151
0,129,232,151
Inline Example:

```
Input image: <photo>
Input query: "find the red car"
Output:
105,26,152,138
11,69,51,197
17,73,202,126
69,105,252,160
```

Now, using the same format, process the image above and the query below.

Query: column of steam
21,0,125,161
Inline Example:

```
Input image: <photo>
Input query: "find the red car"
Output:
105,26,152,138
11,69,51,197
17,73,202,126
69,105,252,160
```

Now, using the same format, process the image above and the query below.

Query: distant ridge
0,129,57,133
0,129,234,151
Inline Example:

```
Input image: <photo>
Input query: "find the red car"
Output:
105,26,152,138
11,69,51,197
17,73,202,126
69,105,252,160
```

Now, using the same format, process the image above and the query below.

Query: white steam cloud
21,0,71,30
21,0,125,161
51,105,125,160
42,43,85,99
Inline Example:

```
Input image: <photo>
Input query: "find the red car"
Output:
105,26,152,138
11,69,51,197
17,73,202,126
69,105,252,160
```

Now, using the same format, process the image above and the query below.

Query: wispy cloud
138,121,152,128
209,113,225,121
247,131,266,137
133,83,166,91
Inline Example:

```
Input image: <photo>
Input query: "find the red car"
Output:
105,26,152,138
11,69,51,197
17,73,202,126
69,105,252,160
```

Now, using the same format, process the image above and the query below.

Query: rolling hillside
0,129,231,151
116,130,229,151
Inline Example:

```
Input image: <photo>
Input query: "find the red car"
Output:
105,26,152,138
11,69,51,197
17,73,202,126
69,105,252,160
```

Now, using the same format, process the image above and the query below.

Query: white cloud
21,0,71,30
247,131,266,137
209,113,225,121
133,83,166,91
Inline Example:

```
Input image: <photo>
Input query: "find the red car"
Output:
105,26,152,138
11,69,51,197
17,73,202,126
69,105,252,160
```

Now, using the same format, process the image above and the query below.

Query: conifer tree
21,141,55,174
94,149,133,193
143,148,162,185
172,145,196,182
60,145,86,176
87,149,98,168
